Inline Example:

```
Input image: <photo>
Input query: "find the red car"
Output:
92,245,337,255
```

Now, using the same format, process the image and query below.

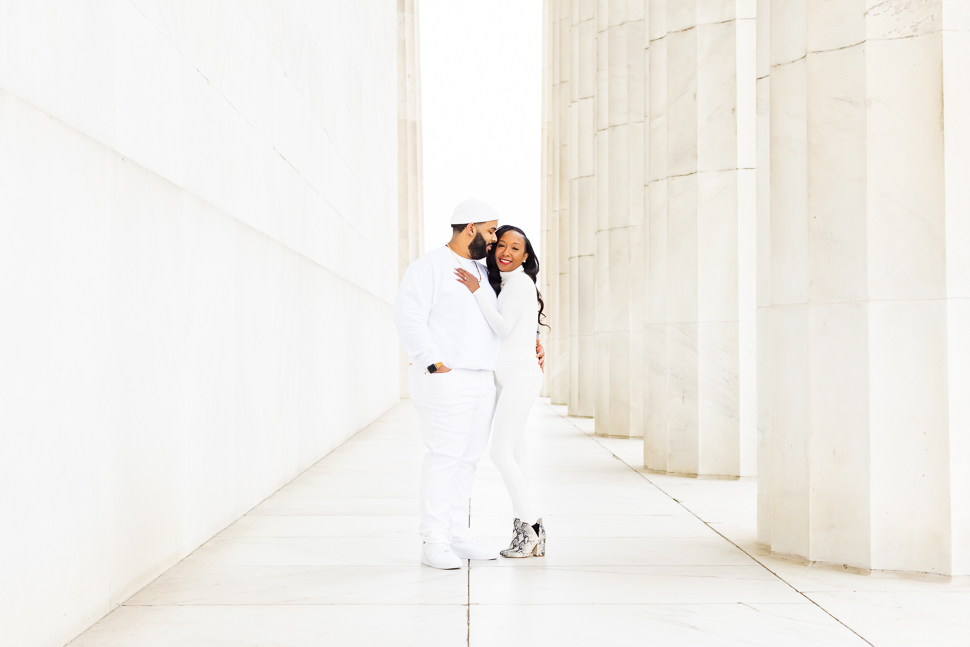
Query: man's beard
468,231,489,259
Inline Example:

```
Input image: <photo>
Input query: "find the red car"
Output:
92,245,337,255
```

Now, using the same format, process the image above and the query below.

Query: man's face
468,220,499,260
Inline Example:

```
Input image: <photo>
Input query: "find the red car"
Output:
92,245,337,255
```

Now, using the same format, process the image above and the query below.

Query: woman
454,225,547,558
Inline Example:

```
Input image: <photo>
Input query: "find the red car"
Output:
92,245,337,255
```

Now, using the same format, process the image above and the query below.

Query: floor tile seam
470,569,779,578
246,514,424,517
470,514,694,517
257,494,418,504
473,536,731,539
468,601,820,607
116,601,831,608
250,513,692,517
246,513,421,516
466,526,471,644
469,602,823,606
118,603,470,608
143,565,455,570
480,512,694,519
176,563,440,568
543,402,877,647
217,535,421,539
180,560,780,572
238,514,418,524
802,590,970,595
468,564,768,568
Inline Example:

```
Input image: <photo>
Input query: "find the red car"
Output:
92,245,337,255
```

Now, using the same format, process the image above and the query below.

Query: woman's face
494,230,529,272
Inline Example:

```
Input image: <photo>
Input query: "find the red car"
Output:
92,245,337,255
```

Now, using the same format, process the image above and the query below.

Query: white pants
490,358,544,521
408,365,496,545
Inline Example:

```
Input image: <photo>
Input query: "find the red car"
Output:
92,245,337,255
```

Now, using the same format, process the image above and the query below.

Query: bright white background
420,0,543,254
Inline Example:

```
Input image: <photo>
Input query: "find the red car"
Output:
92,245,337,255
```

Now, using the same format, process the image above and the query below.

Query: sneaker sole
421,561,462,570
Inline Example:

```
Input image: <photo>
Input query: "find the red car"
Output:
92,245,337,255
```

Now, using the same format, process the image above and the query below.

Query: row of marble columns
397,0,424,398
540,0,969,575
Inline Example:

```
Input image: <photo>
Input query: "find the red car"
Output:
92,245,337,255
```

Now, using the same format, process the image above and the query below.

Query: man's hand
435,365,452,374
536,341,545,372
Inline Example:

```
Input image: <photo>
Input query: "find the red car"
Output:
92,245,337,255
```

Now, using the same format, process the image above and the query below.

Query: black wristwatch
427,362,444,374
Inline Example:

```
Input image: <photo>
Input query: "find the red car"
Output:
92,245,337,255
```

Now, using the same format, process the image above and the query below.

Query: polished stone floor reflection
69,400,970,646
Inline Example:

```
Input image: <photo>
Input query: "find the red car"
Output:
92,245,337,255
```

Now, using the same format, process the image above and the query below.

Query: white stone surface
0,3,411,646
63,400,970,646
757,0,970,575
543,0,650,437
567,0,596,418
754,0,772,549
593,3,646,439
542,0,756,453
397,0,425,397
641,1,757,475
542,0,970,576
541,0,572,405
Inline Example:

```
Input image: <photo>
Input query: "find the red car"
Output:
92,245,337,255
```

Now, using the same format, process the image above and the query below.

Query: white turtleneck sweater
472,266,540,364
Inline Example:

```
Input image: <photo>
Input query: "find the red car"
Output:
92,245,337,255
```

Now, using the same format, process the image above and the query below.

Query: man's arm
393,262,448,371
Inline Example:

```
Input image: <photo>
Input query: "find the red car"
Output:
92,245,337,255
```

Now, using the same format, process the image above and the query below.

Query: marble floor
68,399,970,646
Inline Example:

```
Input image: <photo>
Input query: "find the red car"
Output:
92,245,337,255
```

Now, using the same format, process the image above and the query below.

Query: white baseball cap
450,198,500,225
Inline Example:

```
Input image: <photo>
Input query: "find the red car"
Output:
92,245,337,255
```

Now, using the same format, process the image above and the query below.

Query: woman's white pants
490,358,544,521
407,366,496,545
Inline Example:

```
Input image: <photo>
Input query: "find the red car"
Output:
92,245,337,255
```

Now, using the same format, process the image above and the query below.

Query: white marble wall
758,0,970,575
0,2,413,646
398,0,425,397
643,0,757,475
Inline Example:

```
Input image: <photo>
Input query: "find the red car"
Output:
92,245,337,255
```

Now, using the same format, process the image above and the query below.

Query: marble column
644,0,668,466
540,0,554,398
567,0,598,417
643,0,757,475
593,0,646,438
555,0,573,406
755,0,772,545
543,0,572,406
760,0,970,575
541,0,563,401
398,0,425,398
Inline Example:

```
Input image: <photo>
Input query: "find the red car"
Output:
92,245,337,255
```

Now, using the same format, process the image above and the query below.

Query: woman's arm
472,281,528,338
454,268,528,338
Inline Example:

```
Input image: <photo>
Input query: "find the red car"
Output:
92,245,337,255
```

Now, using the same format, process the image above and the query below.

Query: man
393,198,543,569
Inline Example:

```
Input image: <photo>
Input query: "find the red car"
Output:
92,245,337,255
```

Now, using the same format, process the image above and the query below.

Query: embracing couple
393,199,547,570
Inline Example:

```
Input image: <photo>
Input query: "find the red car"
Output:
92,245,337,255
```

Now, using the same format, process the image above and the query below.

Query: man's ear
466,223,476,237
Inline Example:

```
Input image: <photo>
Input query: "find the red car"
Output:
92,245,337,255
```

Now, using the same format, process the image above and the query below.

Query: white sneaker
421,542,462,570
450,535,498,560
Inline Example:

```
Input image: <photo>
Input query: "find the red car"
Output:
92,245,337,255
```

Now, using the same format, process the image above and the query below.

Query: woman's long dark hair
485,225,550,330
